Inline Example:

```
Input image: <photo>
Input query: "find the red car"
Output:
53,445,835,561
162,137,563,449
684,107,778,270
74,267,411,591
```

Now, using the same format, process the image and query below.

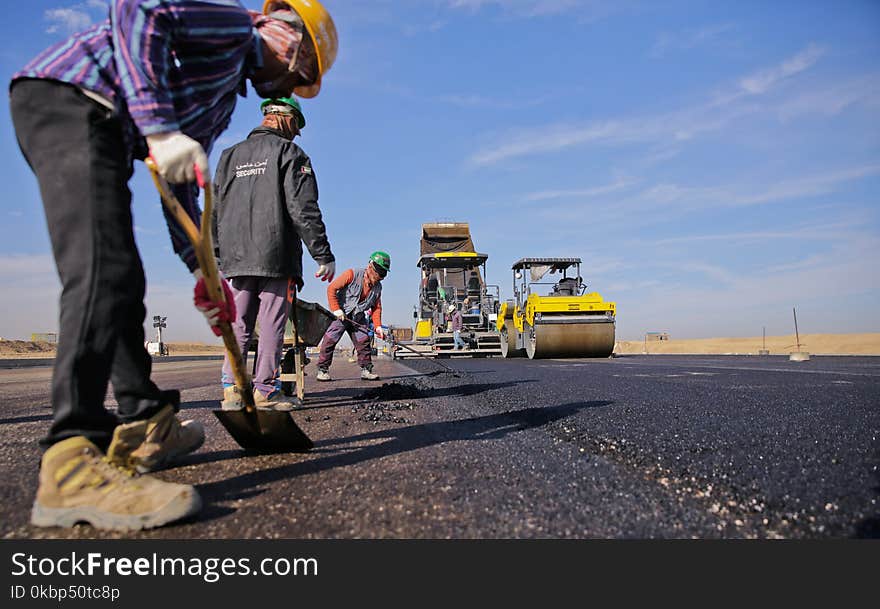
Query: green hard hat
260,96,306,130
369,250,391,273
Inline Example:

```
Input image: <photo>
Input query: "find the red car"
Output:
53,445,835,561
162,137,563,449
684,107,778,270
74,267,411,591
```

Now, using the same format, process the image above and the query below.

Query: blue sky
0,0,878,342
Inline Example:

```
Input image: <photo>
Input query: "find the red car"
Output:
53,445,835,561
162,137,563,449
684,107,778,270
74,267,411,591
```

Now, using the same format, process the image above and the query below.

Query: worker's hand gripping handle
145,159,255,410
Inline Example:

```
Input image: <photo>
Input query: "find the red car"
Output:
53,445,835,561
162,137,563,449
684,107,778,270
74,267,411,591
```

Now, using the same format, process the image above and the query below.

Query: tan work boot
31,436,201,531
108,405,204,473
254,389,301,412
221,385,243,411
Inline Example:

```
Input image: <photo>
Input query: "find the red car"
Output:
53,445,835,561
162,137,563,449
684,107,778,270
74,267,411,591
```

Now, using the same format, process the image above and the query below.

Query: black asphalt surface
401,354,880,538
0,354,877,538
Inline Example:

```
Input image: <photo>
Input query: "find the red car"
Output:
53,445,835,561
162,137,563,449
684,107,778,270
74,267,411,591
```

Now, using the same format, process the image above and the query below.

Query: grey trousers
221,276,291,396
10,79,173,449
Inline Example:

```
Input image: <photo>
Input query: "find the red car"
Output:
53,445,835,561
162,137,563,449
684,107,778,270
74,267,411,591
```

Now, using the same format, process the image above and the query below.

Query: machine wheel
500,322,526,358
525,322,538,359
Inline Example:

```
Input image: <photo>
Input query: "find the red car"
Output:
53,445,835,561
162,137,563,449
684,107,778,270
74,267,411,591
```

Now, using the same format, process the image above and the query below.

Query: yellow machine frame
498,257,616,359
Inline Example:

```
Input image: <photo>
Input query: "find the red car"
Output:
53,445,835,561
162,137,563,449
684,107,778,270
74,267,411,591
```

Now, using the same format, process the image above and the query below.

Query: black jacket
212,127,334,279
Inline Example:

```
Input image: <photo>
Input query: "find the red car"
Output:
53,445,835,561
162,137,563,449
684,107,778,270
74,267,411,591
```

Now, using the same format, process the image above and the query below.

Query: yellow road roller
497,258,616,359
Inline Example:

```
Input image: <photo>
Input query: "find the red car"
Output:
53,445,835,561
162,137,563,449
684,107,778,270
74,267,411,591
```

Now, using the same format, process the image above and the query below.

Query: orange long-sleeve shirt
327,268,382,328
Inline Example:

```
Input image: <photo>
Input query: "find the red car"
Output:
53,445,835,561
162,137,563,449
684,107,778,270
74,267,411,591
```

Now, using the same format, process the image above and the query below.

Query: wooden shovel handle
145,160,255,410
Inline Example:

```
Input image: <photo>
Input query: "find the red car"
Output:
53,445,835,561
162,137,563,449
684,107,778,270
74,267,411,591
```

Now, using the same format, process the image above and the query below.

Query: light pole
152,315,167,355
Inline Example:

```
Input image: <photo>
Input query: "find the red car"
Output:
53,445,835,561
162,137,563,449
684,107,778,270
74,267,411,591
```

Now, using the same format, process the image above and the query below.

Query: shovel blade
213,409,313,453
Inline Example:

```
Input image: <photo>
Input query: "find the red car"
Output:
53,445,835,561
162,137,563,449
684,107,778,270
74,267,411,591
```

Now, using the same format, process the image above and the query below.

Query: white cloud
144,280,219,343
628,164,879,218
650,23,735,58
445,0,625,21
435,93,549,109
468,44,827,166
730,163,880,207
0,255,59,339
470,121,625,165
502,164,880,244
675,261,738,285
651,221,860,247
776,73,880,120
211,131,248,156
524,176,636,201
133,224,161,236
0,254,219,341
44,8,92,34
448,0,580,16
613,234,880,339
737,43,826,95
44,2,108,35
0,254,56,280
402,20,448,37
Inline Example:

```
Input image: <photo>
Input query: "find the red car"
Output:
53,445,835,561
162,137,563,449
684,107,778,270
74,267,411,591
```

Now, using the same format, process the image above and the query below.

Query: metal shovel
146,160,312,452
345,318,460,377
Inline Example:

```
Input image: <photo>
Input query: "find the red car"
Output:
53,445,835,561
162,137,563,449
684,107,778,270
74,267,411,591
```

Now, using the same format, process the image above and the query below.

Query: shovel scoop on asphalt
146,160,312,453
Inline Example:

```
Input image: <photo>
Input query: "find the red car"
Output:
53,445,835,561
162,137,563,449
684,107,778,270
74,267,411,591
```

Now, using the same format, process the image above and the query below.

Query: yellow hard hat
263,0,338,98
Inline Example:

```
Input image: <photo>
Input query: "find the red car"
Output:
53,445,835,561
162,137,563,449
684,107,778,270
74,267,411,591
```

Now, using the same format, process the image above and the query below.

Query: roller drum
525,319,615,359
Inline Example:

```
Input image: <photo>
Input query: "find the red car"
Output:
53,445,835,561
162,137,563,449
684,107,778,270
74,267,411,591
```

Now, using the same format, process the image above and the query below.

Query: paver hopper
399,223,502,358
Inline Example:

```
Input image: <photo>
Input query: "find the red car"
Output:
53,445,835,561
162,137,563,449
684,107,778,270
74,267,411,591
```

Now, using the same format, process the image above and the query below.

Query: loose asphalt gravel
0,354,877,539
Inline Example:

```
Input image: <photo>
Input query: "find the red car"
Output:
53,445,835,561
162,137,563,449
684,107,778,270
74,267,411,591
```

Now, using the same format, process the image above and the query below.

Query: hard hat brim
265,0,336,98
294,80,321,99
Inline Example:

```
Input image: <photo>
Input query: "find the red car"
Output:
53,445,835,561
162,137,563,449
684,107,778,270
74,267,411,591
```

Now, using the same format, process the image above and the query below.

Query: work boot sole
30,488,201,531
255,396,303,412
256,403,297,412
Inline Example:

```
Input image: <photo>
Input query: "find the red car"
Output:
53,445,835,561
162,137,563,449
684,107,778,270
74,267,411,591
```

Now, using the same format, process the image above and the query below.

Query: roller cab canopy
512,257,581,271
512,258,581,283
418,252,489,269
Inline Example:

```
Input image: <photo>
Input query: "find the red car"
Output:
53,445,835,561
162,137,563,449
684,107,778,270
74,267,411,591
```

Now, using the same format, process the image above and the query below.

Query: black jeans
10,79,175,450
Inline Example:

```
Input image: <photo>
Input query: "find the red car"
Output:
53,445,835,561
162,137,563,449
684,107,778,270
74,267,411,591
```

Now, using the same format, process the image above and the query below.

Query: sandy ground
614,333,880,356
2,333,879,358
0,340,226,358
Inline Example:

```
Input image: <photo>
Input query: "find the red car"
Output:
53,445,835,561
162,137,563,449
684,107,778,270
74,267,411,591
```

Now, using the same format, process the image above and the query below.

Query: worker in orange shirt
316,252,390,381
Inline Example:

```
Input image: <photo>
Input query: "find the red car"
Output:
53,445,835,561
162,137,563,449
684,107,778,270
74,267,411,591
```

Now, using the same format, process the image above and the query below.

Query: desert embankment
614,333,880,355
2,333,879,358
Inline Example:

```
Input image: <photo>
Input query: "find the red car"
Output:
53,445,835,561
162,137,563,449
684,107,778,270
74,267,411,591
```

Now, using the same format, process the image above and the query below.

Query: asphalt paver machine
497,257,616,359
397,222,502,358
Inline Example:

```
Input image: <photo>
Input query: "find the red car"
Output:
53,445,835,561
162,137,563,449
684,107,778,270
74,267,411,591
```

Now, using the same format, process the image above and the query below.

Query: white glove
147,131,209,185
333,309,345,321
315,261,336,282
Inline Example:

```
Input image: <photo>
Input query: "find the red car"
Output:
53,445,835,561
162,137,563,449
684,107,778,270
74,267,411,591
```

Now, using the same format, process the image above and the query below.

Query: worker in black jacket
212,97,335,410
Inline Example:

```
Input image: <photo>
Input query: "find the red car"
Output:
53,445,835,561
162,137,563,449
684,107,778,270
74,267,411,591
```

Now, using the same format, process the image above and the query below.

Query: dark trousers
10,79,172,449
316,316,372,370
